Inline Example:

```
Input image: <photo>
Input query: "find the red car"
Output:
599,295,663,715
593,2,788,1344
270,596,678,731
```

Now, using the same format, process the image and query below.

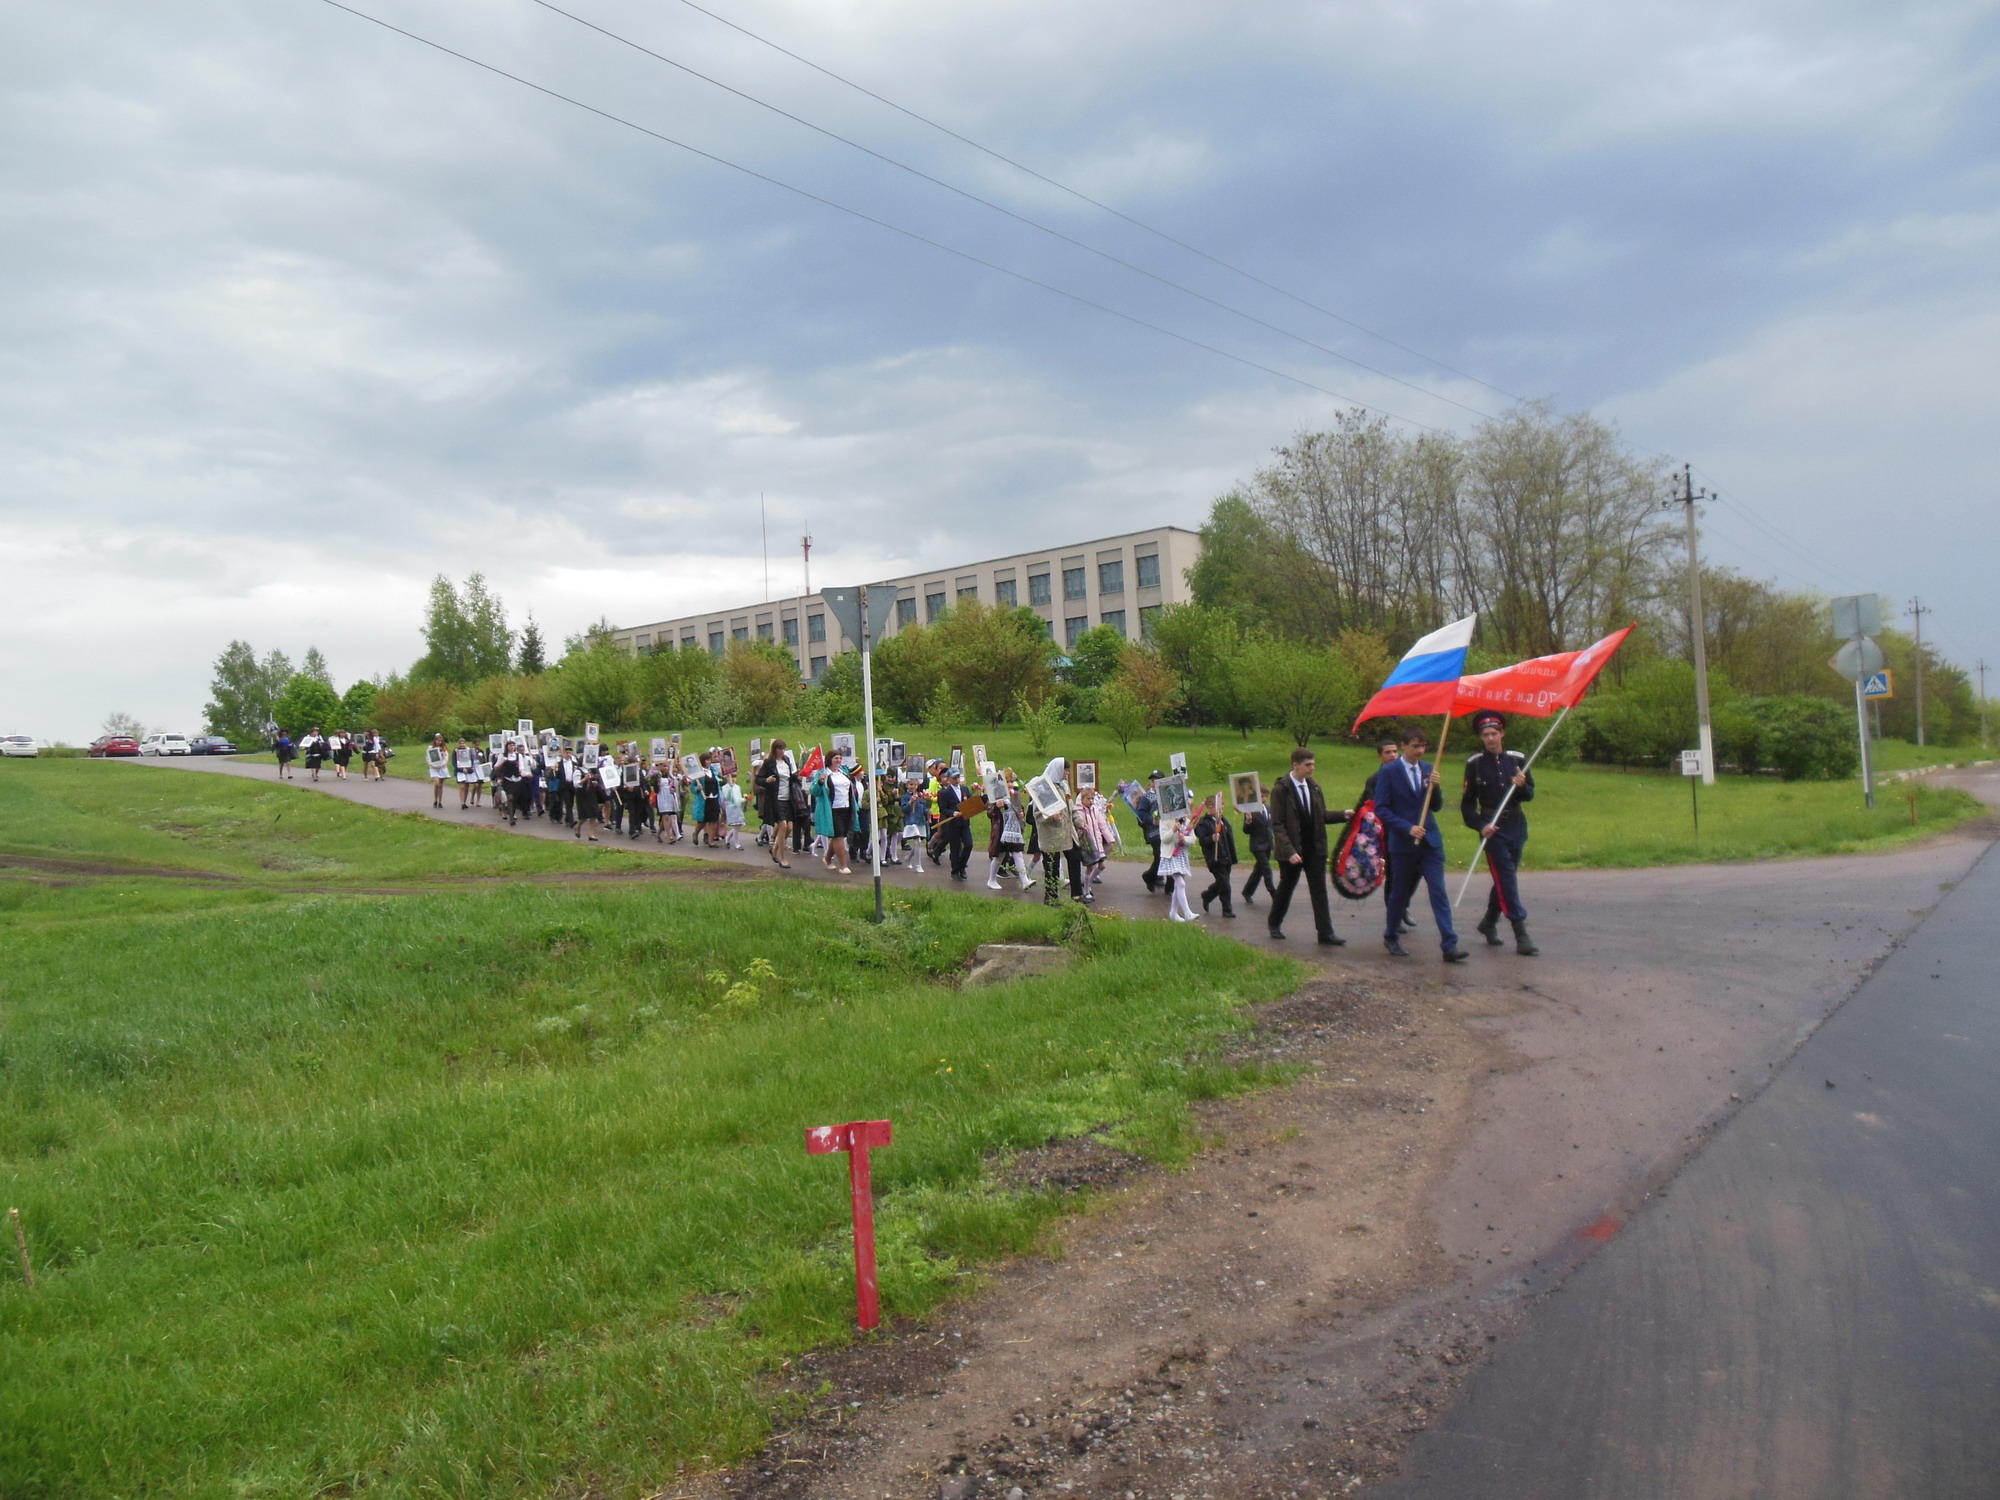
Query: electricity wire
313,0,1452,434
525,0,1502,423
665,0,1535,410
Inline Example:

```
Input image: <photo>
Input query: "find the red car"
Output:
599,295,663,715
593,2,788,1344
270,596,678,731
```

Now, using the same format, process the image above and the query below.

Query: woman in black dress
574,766,606,841
331,730,353,780
754,741,795,868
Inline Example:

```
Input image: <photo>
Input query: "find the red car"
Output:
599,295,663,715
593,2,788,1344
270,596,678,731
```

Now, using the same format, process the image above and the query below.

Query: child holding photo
1159,814,1199,922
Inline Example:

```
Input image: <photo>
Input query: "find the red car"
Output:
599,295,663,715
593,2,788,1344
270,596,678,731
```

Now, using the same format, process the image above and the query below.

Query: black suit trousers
1269,856,1334,939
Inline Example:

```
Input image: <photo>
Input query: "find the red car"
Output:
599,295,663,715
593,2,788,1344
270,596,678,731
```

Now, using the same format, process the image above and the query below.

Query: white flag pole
1452,703,1571,910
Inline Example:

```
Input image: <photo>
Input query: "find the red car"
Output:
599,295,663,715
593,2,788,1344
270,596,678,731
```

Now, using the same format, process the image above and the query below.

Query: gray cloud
3,0,1996,739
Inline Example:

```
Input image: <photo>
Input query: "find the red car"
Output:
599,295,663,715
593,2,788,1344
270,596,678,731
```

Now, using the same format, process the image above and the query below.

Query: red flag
799,744,825,777
1452,626,1633,717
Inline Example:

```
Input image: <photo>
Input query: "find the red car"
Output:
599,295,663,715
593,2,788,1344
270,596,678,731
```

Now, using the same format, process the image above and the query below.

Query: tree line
202,406,1986,779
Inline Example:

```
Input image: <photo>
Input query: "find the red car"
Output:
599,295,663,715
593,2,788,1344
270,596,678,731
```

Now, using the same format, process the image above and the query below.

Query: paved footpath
140,756,1998,1375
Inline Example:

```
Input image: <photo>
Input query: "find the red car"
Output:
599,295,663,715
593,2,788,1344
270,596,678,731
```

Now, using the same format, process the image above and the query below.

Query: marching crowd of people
267,712,1545,962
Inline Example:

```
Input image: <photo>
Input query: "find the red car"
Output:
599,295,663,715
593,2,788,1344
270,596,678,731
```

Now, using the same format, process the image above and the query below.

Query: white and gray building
611,525,1203,679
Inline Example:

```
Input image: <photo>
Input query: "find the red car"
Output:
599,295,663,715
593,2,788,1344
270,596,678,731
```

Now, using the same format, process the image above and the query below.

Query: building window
926,591,946,622
957,584,978,602
808,614,826,643
1139,604,1163,639
1042,617,1055,637
757,621,773,641
1063,567,1086,601
708,630,725,657
994,578,1017,606
1101,610,1127,637
810,655,827,681
1029,572,1052,606
1098,559,1124,595
681,632,697,649
782,617,798,645
635,633,652,649
1136,553,1161,589
731,625,748,642
896,597,917,627
1065,615,1088,647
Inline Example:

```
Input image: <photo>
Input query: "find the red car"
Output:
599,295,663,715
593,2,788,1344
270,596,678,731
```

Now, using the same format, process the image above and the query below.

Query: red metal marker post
805,1119,893,1330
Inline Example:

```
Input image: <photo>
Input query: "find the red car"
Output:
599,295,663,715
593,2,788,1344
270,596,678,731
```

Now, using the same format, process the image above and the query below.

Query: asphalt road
1379,838,2000,1500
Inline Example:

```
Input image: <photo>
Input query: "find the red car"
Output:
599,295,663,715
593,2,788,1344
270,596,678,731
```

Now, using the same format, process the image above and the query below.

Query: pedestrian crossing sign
1862,670,1894,700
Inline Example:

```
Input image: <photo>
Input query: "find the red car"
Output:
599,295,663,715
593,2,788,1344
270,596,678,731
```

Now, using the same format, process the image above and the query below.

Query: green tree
204,640,271,742
1107,648,1180,736
300,646,333,686
637,642,717,728
1065,624,1129,689
339,679,380,727
271,673,343,734
1238,636,1358,747
516,616,547,676
1097,682,1146,751
1016,691,1067,758
924,682,963,739
932,601,1059,725
1148,604,1241,729
725,639,804,724
412,575,513,686
872,623,947,723
697,679,747,741
550,639,637,730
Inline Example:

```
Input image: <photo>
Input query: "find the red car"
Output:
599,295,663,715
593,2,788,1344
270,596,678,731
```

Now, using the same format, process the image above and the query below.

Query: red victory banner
1452,625,1633,717
805,1119,893,1330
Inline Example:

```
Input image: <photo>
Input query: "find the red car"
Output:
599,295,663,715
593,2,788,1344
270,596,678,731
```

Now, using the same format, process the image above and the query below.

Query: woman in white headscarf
1028,757,1089,907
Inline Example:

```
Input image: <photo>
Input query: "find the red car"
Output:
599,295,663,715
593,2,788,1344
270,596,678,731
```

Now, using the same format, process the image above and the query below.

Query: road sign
1679,749,1704,777
1863,670,1894,700
1832,637,1886,682
819,584,898,650
1830,594,1883,640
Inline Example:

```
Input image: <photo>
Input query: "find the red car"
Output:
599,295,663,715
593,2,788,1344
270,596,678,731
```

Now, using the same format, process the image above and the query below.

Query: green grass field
0,762,1299,1498
238,719,1984,869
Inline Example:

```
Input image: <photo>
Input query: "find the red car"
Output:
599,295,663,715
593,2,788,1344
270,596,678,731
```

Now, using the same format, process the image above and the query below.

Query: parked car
1,734,39,758
190,735,238,755
90,735,141,757
140,733,191,756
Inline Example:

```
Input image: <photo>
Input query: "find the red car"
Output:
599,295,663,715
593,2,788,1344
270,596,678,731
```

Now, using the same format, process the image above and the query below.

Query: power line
524,0,1503,424
313,0,1453,434
664,0,1535,410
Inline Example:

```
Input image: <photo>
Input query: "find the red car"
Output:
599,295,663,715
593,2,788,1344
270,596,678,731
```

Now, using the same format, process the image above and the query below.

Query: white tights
1167,872,1198,922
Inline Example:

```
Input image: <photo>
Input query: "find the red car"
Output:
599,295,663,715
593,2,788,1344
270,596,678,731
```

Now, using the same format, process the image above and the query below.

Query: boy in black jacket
1239,788,1274,907
1195,796,1239,918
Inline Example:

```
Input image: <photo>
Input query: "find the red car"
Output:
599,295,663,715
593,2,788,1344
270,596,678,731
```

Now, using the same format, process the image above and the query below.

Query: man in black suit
1267,746,1346,947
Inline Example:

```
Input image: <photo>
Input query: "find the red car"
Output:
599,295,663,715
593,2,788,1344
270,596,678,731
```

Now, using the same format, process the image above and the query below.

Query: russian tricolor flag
1352,614,1478,728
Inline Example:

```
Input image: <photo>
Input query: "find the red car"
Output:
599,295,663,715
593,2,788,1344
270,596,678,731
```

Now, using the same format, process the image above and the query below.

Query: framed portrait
1073,759,1099,792
949,745,964,774
426,746,448,775
584,722,600,745
970,743,987,773
487,733,504,755
1230,771,1263,814
983,767,1009,806
582,745,600,769
1157,773,1192,818
748,736,761,761
650,737,668,759
831,732,856,761
517,718,535,739
623,763,641,788
719,746,739,777
1025,774,1067,819
1168,751,1188,775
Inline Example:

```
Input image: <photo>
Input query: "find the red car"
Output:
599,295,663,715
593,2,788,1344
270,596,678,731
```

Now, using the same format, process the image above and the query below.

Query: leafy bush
1739,695,1860,780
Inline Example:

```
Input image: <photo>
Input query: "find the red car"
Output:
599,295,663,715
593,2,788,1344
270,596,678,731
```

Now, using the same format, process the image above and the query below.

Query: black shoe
1222,907,1236,919
1144,877,1159,894
1442,945,1469,964
1511,920,1540,956
1201,890,1214,911
1317,934,1346,947
1401,918,1418,933
1268,926,1286,941
1384,937,1410,957
1476,914,1504,947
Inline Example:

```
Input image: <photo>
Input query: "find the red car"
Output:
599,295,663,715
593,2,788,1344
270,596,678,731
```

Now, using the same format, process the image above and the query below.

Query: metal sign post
821,585,899,924
1679,748,1703,834
1830,595,1884,811
804,1120,893,1330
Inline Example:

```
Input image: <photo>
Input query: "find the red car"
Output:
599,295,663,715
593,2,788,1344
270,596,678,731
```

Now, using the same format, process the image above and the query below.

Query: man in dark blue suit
1373,726,1468,962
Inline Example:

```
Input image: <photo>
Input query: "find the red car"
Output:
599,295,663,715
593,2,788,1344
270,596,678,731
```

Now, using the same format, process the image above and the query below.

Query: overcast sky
5,0,1997,740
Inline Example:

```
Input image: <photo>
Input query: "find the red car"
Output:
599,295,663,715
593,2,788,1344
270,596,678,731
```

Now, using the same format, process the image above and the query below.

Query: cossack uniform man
1460,710,1539,955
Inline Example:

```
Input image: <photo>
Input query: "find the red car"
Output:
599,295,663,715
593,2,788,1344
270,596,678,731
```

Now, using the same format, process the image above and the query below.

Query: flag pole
1452,703,1570,909
1413,707,1455,850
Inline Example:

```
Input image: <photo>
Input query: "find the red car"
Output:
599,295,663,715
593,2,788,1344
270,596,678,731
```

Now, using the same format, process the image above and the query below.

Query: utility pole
1979,658,1990,750
802,527,814,598
1907,597,1931,747
1670,466,1716,784
760,493,770,602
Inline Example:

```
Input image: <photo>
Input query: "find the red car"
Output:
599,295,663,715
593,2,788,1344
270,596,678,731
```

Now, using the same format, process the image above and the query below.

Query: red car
89,735,141,757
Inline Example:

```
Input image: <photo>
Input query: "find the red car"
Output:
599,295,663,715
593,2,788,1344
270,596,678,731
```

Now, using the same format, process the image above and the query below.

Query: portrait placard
983,767,1009,806
1073,759,1099,792
748,736,761,761
487,733,504,756
582,745,600,769
1168,751,1187,775
970,743,987,774
1229,771,1263,814
831,732,856,763
1157,773,1192,818
1025,775,1067,819
426,747,448,776
584,722,600,745
949,745,964,774
650,737,668,760
623,763,641,788
681,754,701,776
517,719,535,739
719,746,738,777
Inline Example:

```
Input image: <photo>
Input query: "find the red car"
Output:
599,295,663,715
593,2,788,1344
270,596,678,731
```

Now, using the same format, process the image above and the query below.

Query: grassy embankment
0,760,1298,1498
240,718,1983,868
